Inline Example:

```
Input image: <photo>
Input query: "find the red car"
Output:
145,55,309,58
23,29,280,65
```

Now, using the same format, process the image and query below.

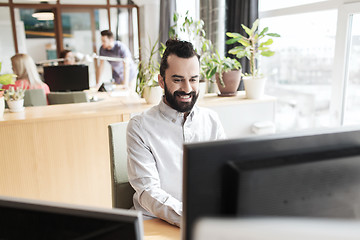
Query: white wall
0,7,16,73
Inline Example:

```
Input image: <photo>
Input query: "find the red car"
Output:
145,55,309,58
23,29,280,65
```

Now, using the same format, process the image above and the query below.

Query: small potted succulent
226,19,280,99
3,86,26,112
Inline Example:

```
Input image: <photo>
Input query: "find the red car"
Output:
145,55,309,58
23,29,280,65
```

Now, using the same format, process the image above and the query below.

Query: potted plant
136,38,163,104
226,19,280,99
3,86,26,112
0,63,16,117
204,51,241,96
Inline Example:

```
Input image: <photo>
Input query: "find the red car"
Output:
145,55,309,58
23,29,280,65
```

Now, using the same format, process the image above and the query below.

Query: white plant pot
7,99,24,112
0,96,4,118
143,86,163,104
198,81,207,99
243,76,266,99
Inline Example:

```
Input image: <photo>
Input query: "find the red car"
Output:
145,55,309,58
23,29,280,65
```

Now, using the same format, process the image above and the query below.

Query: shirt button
172,119,176,123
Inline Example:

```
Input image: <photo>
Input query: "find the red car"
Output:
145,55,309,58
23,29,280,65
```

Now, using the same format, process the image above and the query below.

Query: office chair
24,89,47,107
108,122,135,209
47,91,89,105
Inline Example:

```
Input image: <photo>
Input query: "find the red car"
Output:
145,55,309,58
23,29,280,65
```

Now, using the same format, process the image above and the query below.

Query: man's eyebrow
171,74,184,78
171,74,200,78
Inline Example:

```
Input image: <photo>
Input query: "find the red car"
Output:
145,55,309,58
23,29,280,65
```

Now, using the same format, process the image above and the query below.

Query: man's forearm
96,60,104,84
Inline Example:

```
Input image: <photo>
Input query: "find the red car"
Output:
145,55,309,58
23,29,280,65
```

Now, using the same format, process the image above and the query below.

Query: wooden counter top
1,91,275,124
199,91,276,106
0,92,152,124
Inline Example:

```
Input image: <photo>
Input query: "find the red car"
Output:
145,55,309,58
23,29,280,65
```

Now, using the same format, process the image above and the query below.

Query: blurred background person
2,53,50,95
97,30,136,90
59,49,76,65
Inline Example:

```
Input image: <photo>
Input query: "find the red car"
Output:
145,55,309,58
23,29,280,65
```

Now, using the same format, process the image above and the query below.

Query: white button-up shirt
127,99,226,226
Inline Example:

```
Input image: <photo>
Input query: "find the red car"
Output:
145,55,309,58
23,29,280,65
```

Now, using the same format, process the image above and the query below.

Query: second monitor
183,126,360,240
43,64,89,92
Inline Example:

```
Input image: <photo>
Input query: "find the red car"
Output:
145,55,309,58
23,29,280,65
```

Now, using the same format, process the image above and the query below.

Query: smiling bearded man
126,39,226,227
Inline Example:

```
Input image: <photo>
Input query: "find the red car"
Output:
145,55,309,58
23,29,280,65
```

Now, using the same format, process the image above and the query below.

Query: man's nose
181,80,192,93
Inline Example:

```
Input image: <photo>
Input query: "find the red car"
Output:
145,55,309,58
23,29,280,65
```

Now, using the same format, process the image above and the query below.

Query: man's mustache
174,91,196,97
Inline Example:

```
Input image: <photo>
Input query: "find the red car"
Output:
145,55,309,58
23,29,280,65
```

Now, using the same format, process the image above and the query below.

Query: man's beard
164,81,199,113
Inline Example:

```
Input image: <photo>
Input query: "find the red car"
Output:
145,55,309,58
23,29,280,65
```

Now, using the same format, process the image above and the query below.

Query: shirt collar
159,98,197,124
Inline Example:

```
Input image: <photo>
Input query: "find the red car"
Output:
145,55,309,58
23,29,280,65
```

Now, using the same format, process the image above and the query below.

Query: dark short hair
101,30,114,39
160,39,200,77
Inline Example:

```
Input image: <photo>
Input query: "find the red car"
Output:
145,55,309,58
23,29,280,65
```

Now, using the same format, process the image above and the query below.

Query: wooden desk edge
143,218,180,240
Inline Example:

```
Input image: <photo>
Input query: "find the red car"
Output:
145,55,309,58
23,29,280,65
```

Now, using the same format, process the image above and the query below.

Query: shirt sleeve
118,42,133,59
126,117,182,226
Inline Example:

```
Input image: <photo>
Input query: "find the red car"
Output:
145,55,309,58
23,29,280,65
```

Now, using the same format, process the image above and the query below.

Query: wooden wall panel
0,113,125,208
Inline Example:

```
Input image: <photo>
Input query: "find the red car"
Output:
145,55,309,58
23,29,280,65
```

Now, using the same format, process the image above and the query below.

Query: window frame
259,0,360,127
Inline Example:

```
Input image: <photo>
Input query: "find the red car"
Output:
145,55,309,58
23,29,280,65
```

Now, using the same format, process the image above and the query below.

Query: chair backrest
47,91,88,105
24,89,47,107
108,122,135,209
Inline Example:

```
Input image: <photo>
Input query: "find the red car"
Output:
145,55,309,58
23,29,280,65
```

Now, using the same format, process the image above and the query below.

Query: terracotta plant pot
215,70,241,97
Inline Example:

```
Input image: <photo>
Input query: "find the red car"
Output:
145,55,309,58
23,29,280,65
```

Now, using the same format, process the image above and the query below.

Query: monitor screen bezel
182,126,360,240
0,195,143,240
43,64,89,92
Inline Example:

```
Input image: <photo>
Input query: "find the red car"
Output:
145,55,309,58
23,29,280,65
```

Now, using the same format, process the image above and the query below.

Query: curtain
159,0,176,45
225,0,258,90
200,0,226,56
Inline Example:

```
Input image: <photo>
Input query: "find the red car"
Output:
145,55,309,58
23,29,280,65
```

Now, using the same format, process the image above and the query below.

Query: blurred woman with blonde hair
2,53,50,94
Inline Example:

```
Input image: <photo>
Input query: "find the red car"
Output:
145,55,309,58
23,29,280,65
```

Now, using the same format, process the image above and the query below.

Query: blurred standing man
97,30,136,88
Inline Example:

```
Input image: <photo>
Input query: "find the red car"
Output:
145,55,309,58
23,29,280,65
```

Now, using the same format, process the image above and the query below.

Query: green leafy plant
226,19,280,78
204,51,241,87
0,74,16,86
0,62,16,88
3,86,25,101
136,38,162,96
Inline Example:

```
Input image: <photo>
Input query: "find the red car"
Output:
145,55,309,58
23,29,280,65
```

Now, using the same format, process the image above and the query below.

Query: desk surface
0,92,149,123
1,91,275,124
144,219,180,240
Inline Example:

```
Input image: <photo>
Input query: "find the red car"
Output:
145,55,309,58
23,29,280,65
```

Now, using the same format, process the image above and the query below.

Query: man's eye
174,79,182,82
190,78,198,82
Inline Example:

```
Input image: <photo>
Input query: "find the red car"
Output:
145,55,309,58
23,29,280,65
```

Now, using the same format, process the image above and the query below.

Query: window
259,0,360,132
260,10,337,131
259,0,328,11
339,6,360,126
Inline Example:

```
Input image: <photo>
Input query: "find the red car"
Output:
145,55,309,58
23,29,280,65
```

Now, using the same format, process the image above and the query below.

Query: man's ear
158,74,165,89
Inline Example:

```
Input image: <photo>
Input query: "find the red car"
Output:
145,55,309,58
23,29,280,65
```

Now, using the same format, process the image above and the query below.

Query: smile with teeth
178,94,192,102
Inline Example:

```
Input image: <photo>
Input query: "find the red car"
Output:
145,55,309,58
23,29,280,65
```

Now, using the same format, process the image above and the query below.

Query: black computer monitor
43,64,89,92
183,126,360,240
0,196,143,239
